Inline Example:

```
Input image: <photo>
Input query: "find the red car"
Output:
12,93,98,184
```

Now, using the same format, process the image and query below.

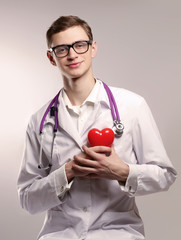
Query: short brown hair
46,15,93,48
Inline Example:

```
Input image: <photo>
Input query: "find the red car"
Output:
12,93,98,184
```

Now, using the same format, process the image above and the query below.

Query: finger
82,146,107,161
84,145,112,153
87,145,112,156
82,145,112,159
73,155,101,168
72,162,99,174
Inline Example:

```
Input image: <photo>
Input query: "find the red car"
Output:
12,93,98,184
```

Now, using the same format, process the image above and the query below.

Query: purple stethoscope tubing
38,81,124,169
102,82,120,122
40,90,61,133
38,91,61,168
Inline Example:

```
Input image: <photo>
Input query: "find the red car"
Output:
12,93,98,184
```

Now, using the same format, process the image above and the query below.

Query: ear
91,41,97,58
47,51,57,66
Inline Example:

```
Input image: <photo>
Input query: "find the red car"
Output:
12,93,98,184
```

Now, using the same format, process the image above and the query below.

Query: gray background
0,0,180,239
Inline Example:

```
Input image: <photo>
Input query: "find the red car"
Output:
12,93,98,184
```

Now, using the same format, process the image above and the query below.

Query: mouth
67,61,82,68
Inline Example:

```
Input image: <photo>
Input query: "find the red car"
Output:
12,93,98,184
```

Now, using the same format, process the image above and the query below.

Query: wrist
65,162,75,183
119,164,129,182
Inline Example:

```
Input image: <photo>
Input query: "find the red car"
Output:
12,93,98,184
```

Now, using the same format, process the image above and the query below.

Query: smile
67,61,82,68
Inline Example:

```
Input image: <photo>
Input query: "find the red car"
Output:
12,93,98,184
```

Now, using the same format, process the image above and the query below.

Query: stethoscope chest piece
113,120,124,137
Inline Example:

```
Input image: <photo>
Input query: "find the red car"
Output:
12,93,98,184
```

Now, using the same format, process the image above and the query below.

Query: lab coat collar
95,79,110,107
61,79,109,109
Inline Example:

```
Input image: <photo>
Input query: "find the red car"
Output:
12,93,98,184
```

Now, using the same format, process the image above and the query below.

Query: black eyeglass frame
49,40,93,58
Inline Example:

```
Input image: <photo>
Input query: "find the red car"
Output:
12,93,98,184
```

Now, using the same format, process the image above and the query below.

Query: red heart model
88,128,115,147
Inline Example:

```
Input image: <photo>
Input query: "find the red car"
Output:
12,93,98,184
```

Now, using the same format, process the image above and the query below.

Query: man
17,16,177,240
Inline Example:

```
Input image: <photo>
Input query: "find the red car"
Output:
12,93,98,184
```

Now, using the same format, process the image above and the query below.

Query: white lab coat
17,81,177,240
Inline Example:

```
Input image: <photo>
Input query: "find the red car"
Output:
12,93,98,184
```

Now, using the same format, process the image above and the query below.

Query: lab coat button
83,207,87,212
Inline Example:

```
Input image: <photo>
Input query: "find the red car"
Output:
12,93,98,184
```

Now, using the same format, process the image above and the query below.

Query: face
47,26,97,80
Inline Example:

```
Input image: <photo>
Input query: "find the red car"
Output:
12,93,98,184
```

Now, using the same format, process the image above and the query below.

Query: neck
62,75,96,106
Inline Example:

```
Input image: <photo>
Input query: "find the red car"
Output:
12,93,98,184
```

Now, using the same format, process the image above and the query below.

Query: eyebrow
51,40,90,48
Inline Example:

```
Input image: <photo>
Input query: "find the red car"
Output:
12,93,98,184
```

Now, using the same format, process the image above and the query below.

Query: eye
55,46,68,55
75,42,87,49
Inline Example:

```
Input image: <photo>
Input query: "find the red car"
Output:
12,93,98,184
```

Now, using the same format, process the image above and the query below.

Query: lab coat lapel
57,96,83,148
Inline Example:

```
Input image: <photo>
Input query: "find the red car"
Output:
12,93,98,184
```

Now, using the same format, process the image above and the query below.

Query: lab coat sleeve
121,98,177,196
17,117,71,215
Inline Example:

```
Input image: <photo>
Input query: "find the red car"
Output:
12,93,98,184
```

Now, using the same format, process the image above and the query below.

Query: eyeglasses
49,40,93,58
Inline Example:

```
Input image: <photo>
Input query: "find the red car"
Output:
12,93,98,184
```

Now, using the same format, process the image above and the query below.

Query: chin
63,66,91,80
68,71,87,80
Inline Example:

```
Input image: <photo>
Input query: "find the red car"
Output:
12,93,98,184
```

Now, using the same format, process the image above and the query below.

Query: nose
67,46,78,59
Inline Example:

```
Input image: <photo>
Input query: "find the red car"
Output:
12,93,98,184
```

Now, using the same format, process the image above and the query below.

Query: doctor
17,15,177,240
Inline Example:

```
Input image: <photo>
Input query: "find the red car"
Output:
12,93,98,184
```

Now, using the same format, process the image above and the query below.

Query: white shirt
17,80,177,240
62,80,101,133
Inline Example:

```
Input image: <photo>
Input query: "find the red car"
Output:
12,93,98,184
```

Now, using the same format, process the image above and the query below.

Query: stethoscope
38,81,124,169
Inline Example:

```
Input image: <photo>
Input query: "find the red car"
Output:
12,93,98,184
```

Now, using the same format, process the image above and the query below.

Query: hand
71,145,129,182
65,151,92,182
